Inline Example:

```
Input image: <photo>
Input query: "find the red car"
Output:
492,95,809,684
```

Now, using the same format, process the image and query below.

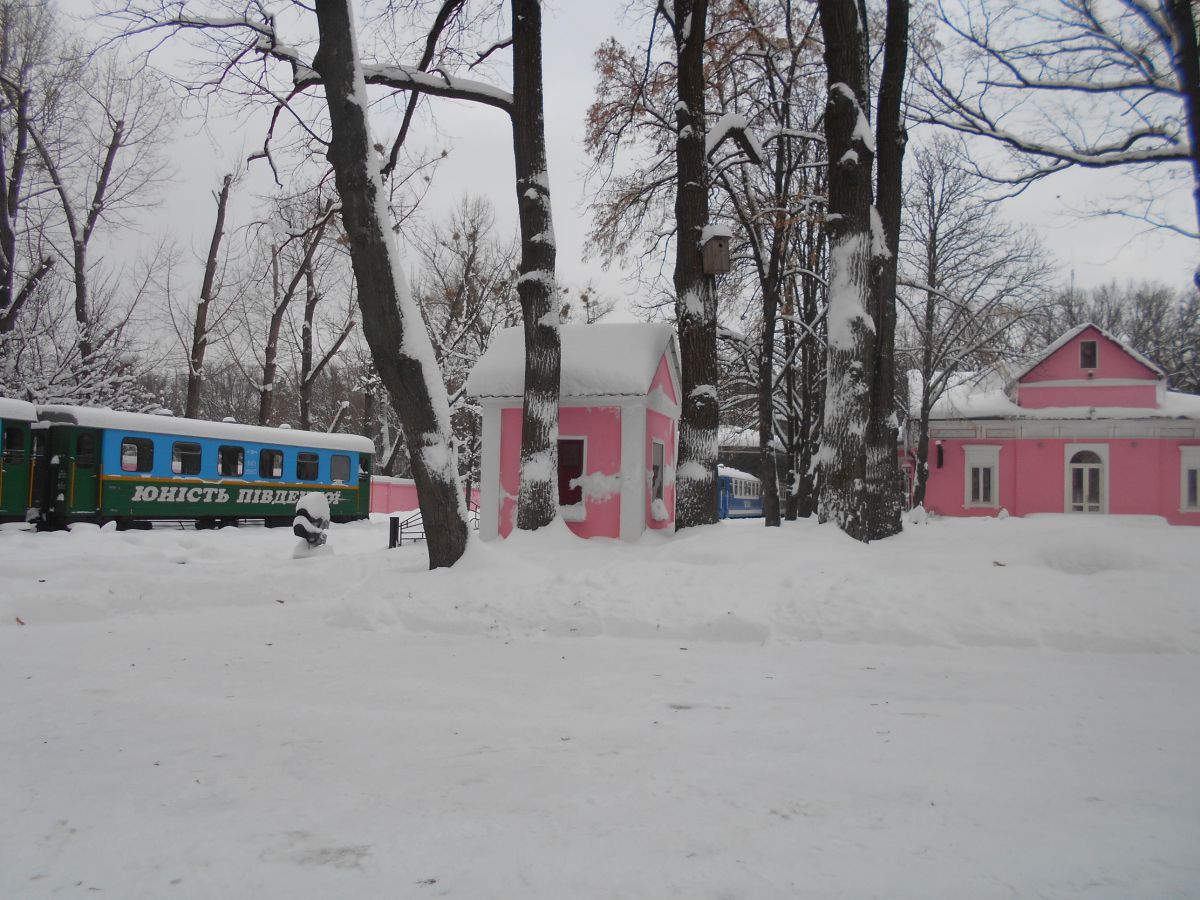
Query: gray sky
121,0,1198,326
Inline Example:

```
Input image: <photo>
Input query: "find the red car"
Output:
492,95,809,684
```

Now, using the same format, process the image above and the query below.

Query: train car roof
717,464,758,482
35,405,376,454
0,396,38,421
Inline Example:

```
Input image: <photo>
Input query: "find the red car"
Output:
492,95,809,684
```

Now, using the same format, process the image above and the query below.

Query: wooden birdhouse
701,227,732,275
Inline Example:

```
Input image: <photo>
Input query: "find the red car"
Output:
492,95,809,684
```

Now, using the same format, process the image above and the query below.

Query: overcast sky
119,0,1198,323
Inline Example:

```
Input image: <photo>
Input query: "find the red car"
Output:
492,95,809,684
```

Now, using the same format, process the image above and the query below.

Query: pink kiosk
466,323,681,541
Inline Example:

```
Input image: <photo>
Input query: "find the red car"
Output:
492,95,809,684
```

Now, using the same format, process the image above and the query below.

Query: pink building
913,324,1200,525
466,323,680,541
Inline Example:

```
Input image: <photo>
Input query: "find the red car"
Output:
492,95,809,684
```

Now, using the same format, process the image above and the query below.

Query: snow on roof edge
35,405,377,454
1011,323,1166,383
0,397,38,421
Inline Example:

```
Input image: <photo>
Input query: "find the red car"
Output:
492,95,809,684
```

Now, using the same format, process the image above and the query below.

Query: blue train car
717,465,764,519
31,404,375,528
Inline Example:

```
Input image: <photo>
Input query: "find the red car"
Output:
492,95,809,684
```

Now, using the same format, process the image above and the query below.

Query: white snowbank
2,515,1198,898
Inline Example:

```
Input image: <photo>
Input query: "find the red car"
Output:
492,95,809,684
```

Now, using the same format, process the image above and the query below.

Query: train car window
260,448,283,479
172,442,202,475
330,455,351,484
76,433,96,468
121,437,153,472
218,445,244,477
2,426,23,463
296,452,319,481
359,455,371,478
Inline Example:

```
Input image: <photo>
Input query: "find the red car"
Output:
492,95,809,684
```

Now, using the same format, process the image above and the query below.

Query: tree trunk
312,0,467,569
510,0,561,532
673,0,719,530
1167,0,1200,287
863,0,910,541
815,0,875,542
298,264,317,432
259,249,284,426
187,173,232,419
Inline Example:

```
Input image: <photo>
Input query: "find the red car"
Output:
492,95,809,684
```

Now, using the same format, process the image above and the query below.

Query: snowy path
1,516,1198,898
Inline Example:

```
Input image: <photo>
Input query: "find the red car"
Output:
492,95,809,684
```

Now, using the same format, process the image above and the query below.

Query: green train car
0,397,41,524
1,401,375,529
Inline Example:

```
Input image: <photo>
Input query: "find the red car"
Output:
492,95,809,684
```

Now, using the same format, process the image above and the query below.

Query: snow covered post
293,491,331,549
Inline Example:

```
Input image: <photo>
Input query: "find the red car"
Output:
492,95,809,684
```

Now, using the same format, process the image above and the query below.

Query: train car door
0,419,32,520
68,428,102,516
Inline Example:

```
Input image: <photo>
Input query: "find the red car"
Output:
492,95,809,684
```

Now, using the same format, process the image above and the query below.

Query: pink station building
466,323,681,541
913,323,1200,525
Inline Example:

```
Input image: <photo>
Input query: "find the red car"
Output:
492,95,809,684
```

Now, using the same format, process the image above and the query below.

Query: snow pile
2,516,1198,899
465,323,676,399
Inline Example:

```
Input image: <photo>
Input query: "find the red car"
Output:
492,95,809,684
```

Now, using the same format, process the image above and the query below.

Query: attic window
1080,340,1097,369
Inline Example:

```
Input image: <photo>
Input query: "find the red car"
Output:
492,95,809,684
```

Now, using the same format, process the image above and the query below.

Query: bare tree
414,194,520,498
898,137,1054,507
920,0,1200,281
183,172,234,418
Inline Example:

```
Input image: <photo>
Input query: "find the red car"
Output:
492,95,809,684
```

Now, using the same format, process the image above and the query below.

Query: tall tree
669,0,721,529
898,137,1053,508
311,0,468,568
184,172,233,418
510,0,561,531
814,0,877,540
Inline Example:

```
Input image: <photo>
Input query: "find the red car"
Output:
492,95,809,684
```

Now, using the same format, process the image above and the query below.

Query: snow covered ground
1,514,1197,898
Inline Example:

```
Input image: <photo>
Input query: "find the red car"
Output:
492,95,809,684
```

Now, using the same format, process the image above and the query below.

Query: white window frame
1063,443,1109,514
1079,339,1098,370
1181,446,1200,512
962,444,1001,509
558,434,587,521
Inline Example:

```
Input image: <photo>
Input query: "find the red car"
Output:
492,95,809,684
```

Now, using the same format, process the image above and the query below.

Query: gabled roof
1011,322,1165,383
466,323,679,400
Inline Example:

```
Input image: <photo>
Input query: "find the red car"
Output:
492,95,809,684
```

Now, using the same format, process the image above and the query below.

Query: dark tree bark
1168,0,1200,277
815,0,875,541
671,0,719,530
510,0,561,532
863,0,909,540
312,0,467,569
186,172,232,419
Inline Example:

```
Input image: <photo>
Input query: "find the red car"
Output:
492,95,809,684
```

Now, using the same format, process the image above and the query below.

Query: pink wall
1017,384,1158,409
370,477,479,514
922,438,1200,525
1023,327,1159,383
497,404,624,539
646,409,676,530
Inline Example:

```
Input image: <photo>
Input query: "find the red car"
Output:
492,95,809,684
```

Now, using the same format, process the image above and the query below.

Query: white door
1068,450,1103,513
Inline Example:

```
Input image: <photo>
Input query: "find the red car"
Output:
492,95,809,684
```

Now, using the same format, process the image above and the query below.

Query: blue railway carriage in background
717,465,764,519
30,405,375,529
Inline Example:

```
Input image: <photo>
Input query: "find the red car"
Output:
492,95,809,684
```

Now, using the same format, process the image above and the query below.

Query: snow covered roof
718,464,758,482
0,397,37,422
34,405,377,454
1011,323,1165,383
466,323,678,400
930,385,1200,421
